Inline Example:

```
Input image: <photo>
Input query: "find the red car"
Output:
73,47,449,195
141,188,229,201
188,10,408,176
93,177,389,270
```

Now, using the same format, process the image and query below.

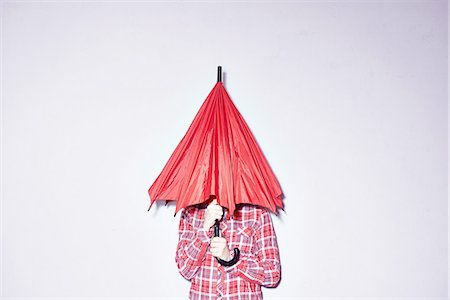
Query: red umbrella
147,66,283,217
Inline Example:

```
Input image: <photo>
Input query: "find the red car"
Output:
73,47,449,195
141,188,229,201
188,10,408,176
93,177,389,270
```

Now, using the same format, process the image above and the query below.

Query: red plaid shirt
175,204,281,300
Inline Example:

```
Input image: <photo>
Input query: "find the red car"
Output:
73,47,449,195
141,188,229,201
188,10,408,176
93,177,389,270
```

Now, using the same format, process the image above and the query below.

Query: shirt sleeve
223,209,281,287
175,208,212,280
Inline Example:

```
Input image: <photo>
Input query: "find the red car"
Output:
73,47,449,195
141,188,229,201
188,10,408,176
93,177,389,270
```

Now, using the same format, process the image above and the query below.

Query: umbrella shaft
214,219,220,237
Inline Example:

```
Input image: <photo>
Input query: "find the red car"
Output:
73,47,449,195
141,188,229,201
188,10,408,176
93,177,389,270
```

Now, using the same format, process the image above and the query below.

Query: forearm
176,228,211,280
224,252,281,287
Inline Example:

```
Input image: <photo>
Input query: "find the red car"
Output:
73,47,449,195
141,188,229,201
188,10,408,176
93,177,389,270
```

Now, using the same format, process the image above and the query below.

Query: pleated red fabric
148,81,283,216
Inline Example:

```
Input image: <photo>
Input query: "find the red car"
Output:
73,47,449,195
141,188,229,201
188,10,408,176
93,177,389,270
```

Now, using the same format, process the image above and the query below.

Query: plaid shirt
175,204,281,300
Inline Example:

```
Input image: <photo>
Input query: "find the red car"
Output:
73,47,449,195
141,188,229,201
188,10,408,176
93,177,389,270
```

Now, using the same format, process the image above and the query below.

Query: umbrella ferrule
217,66,222,82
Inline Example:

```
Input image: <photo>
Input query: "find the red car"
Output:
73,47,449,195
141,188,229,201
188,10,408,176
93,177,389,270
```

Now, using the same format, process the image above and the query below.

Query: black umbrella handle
213,219,240,267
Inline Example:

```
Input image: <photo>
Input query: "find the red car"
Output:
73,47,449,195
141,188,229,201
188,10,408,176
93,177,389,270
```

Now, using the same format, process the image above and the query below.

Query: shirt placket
216,264,224,299
216,211,230,299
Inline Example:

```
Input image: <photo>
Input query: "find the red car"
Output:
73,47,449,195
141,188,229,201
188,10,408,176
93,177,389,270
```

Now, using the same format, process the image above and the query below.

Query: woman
175,198,281,300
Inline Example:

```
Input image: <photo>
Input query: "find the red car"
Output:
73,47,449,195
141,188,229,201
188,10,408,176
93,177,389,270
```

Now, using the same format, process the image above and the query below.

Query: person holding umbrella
147,67,284,299
175,198,281,299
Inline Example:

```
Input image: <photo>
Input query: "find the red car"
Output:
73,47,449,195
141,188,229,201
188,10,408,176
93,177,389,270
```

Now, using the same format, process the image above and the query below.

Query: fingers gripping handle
213,219,240,267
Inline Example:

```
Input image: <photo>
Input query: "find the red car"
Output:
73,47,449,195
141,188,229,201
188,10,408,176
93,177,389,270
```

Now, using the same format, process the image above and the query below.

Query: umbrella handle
213,219,240,267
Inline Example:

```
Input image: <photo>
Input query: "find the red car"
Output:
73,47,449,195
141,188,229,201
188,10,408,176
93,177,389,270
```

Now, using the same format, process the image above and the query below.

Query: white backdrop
1,1,448,299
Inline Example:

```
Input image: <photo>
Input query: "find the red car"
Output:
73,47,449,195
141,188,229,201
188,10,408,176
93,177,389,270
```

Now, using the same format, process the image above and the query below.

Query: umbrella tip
217,66,222,83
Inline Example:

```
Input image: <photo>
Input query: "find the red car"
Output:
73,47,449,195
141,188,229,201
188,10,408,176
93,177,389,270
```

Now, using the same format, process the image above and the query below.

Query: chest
218,217,258,254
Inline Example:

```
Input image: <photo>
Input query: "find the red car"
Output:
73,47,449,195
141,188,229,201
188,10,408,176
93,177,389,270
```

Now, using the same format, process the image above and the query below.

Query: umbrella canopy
148,67,283,216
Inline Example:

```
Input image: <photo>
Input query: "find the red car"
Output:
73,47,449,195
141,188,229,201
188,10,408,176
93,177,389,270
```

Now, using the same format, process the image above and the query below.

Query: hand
210,237,232,261
203,199,223,231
